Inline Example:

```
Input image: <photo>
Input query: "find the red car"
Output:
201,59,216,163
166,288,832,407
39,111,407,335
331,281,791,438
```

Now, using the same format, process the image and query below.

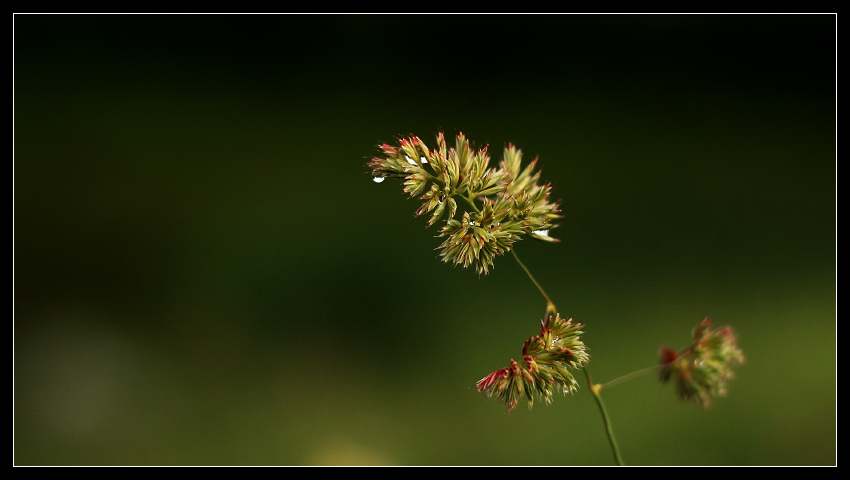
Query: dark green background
14,15,835,465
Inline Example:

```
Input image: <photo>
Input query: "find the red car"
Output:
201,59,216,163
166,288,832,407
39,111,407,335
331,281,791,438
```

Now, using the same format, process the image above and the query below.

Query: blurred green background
14,15,835,465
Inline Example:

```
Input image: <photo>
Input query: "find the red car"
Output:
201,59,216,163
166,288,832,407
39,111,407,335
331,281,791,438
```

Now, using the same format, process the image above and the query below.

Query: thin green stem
459,194,481,213
510,249,557,315
597,364,661,391
584,367,625,466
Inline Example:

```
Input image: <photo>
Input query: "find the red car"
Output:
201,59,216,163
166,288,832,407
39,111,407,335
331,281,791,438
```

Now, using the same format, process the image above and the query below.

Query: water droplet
420,156,428,164
405,155,417,166
533,230,549,237
469,220,476,226
373,176,385,183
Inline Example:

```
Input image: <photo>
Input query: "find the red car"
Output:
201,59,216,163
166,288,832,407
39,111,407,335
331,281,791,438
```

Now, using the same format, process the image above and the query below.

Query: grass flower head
477,313,588,413
658,318,745,407
368,132,561,275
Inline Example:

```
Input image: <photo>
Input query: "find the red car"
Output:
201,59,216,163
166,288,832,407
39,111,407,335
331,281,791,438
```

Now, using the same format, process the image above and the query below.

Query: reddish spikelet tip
659,347,679,366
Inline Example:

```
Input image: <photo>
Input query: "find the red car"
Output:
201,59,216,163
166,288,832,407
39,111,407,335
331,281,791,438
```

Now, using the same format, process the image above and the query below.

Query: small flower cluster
368,132,561,274
658,318,745,407
477,313,589,413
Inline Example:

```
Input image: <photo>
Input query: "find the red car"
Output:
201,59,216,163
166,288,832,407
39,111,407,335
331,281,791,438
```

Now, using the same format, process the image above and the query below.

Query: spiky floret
658,318,745,407
476,313,588,413
368,132,561,274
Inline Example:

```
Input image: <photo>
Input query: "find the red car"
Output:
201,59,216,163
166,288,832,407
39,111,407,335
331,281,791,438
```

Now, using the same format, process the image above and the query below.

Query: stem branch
459,194,480,213
597,364,661,391
584,367,625,466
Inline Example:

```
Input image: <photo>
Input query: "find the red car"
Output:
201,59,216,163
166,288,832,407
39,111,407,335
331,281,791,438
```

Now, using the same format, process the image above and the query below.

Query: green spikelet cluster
368,132,561,274
476,313,589,413
658,318,745,407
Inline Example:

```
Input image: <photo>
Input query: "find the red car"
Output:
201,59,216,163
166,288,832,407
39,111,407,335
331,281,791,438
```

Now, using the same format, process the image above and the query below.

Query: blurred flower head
368,132,561,275
658,317,744,407
477,313,588,413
